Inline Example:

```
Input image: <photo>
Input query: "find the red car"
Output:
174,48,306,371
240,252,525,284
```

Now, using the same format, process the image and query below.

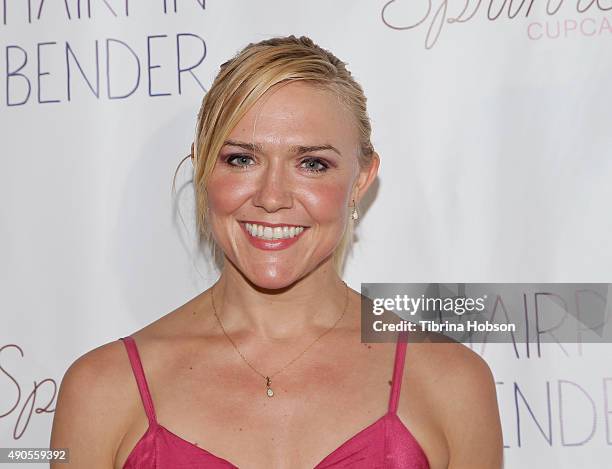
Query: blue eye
225,154,254,168
301,158,329,173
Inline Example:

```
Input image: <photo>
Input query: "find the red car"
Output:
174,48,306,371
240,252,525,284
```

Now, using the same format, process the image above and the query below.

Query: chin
248,274,299,292
241,265,305,292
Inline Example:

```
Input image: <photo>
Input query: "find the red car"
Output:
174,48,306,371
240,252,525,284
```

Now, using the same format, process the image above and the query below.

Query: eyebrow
223,139,342,157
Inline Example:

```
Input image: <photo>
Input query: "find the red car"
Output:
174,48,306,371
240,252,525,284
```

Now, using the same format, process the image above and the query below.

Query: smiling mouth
242,222,307,240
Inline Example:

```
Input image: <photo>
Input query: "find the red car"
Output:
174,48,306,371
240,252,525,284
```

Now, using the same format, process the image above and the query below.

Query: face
206,81,377,289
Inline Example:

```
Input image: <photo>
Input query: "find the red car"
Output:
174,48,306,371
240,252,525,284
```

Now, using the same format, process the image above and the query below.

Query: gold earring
351,199,359,221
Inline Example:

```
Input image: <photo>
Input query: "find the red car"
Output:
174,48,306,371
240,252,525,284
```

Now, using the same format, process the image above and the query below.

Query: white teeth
245,223,305,240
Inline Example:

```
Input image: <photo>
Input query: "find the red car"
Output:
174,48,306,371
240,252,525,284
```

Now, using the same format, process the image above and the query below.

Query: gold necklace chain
211,280,349,398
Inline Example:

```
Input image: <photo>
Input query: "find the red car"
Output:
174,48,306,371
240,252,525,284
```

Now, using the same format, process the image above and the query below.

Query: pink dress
119,331,430,468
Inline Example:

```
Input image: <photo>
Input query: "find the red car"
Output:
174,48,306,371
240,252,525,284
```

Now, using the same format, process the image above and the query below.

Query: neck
210,260,348,341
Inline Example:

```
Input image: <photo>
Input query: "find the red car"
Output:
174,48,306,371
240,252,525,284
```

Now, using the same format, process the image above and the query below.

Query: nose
252,159,294,213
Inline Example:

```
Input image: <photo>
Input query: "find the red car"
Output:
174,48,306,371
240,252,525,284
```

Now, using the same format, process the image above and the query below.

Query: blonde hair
183,35,374,275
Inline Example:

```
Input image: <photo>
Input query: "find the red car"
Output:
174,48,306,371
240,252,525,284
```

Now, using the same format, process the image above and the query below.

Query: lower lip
239,223,307,251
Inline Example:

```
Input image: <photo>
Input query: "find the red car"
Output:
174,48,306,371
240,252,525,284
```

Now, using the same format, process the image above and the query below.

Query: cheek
206,174,253,214
300,182,351,223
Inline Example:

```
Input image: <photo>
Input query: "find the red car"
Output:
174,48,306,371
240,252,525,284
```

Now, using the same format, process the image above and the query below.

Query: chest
114,338,443,468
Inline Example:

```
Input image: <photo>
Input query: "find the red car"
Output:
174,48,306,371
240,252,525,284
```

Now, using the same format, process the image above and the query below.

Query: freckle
388,380,392,386
367,344,372,349
189,366,193,370
194,442,199,446
239,427,243,431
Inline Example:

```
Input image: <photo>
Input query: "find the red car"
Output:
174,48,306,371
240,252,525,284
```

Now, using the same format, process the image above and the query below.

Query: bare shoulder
49,290,211,468
410,332,496,391
406,332,504,468
50,338,138,468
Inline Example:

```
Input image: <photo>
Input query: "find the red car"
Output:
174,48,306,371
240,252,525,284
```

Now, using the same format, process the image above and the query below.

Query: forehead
227,81,359,151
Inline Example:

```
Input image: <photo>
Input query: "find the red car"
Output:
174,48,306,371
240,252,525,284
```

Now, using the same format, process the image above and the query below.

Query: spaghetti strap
388,331,408,414
119,336,158,426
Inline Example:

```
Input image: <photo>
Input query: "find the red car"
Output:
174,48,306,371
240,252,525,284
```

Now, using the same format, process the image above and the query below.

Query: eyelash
223,154,330,173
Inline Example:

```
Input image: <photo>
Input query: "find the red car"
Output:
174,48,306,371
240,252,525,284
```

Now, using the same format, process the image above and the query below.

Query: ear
352,152,380,202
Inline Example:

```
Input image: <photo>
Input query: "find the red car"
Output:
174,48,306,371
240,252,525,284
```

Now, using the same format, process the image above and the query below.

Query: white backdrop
1,1,611,468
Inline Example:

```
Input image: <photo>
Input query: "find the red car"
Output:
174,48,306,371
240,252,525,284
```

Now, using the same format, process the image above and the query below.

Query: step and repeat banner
1,1,611,467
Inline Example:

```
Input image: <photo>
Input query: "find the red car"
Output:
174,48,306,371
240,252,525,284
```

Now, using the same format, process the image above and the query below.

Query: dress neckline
122,409,427,468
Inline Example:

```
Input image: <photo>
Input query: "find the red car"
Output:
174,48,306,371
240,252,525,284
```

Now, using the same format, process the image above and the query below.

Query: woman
50,35,503,468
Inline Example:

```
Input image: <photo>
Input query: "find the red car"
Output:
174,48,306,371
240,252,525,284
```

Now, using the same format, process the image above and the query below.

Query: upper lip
241,220,308,228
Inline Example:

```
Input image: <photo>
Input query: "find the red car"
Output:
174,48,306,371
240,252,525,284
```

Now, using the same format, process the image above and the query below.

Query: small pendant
265,376,274,397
